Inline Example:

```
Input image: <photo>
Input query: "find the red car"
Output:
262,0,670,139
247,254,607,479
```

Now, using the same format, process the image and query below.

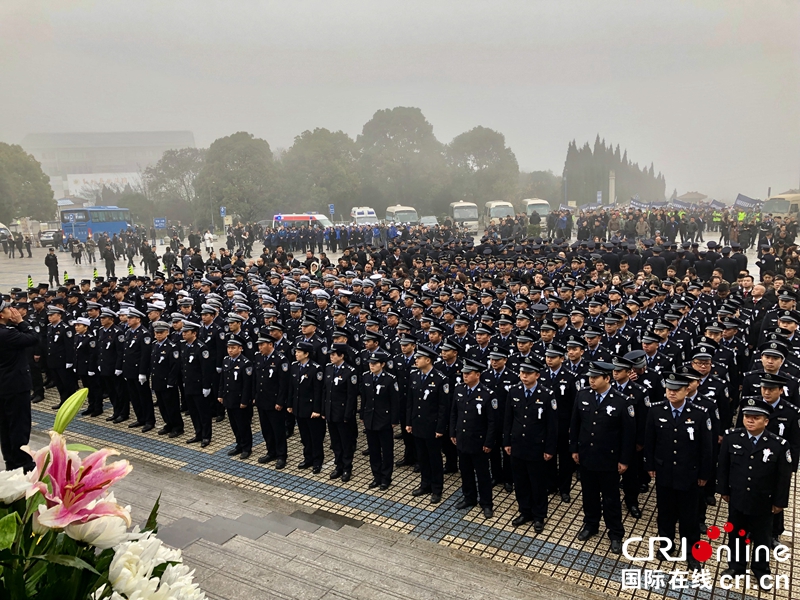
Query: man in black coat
254,337,290,469
218,339,254,459
149,321,183,437
289,340,325,473
360,350,401,490
180,321,215,447
121,308,155,432
0,300,39,471
46,305,78,409
323,344,359,481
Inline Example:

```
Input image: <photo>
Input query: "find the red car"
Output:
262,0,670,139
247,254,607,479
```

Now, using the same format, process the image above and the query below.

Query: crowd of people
1,206,799,586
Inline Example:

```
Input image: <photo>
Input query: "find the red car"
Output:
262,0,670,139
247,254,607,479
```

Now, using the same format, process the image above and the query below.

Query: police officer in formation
10,227,799,577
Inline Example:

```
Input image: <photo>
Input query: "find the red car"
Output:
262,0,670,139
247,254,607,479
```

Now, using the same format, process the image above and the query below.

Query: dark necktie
673,408,679,420
596,392,602,405
750,436,758,448
525,389,532,399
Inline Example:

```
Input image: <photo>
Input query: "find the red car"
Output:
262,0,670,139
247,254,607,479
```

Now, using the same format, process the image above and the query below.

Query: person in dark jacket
149,321,183,437
360,350,401,490
180,321,215,447
289,340,325,473
323,344,358,481
218,339,254,459
0,300,39,471
72,317,102,417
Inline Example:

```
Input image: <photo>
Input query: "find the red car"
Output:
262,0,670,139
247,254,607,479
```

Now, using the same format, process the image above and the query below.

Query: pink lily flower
26,432,132,529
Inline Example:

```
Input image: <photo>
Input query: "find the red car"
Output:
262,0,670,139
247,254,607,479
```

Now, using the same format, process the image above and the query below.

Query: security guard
218,338,254,459
254,336,290,469
360,350,401,490
569,361,636,554
72,317,102,417
149,321,183,437
503,356,558,531
46,305,77,409
121,308,156,432
644,372,712,571
450,357,496,519
180,321,215,447
289,340,325,473
718,398,793,583
407,344,452,504
323,343,358,481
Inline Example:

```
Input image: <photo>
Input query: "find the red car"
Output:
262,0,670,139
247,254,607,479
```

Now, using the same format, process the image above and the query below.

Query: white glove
114,370,123,376
202,389,211,397
138,374,147,385
216,367,222,373
87,371,95,377
65,363,73,369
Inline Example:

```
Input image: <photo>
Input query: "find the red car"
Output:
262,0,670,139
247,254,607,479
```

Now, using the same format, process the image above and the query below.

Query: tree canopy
0,143,55,223
447,126,519,205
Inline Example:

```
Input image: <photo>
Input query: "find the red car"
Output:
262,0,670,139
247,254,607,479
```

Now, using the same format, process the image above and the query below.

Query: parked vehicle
483,201,515,225
350,207,379,225
521,198,551,219
420,215,439,227
270,213,334,229
449,201,479,233
385,205,419,225
39,230,61,247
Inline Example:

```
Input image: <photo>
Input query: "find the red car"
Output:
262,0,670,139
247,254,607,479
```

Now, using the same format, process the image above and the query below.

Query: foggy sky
1,0,798,201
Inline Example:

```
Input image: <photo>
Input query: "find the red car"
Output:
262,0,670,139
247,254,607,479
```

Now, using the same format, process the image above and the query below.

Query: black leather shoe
379,483,390,491
411,486,431,497
504,482,514,493
454,499,476,510
214,414,225,422
258,454,277,464
561,493,571,503
393,432,402,440
721,568,743,578
687,559,702,572
577,527,597,542
395,458,414,467
200,439,211,448
106,415,118,422
610,540,622,554
771,537,781,549
128,421,143,428
186,436,200,444
705,496,716,506
31,395,44,404
329,468,343,480
341,471,351,483
90,411,103,418
311,465,322,474
239,451,251,460
51,403,62,410
141,424,154,433
285,429,294,438
81,408,93,416
368,478,380,488
157,426,170,435
361,449,370,456
511,515,533,528
168,430,183,438
412,464,420,473
275,459,286,469
227,447,242,456
297,460,312,469
533,520,544,533
628,505,642,519
483,507,494,519
113,416,128,424
443,465,458,474
430,493,441,504
639,483,650,493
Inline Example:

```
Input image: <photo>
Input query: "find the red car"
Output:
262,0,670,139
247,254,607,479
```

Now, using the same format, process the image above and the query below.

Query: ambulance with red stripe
271,213,334,229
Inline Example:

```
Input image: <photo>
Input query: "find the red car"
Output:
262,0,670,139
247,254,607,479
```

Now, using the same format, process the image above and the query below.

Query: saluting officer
121,308,156,432
97,308,126,423
149,321,183,437
718,398,793,583
644,372,712,571
360,350,401,490
323,343,359,481
218,338,254,459
450,357,496,519
72,317,102,417
254,336,290,469
289,340,325,473
569,361,636,554
406,344,452,504
46,305,77,409
503,356,558,531
180,321,215,448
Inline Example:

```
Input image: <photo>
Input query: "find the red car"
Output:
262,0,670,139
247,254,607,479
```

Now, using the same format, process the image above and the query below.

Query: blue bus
60,206,132,242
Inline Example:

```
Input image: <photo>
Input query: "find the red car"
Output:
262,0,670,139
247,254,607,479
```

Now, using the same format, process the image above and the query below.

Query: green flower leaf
65,443,97,452
0,513,18,551
53,388,89,434
144,493,161,533
29,553,99,575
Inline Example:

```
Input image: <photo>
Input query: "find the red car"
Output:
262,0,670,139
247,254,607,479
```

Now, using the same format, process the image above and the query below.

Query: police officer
360,350,401,490
254,336,290,469
149,321,183,437
644,372,712,571
393,333,418,469
503,356,558,531
46,305,77,409
72,317,102,417
199,304,227,422
718,398,793,583
121,308,156,432
180,321,215,448
407,344,451,504
97,308,126,423
289,340,325,473
218,338,254,459
450,357,496,519
323,343,358,481
569,361,636,553
481,345,517,493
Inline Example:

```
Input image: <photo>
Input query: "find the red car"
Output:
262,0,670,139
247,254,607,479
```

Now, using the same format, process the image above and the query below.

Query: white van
350,206,378,225
449,201,480,233
483,201,516,225
521,198,551,219
385,205,419,225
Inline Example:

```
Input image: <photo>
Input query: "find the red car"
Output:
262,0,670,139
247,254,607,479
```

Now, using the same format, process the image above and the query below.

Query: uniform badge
355,357,361,365
387,360,393,370
118,335,125,343
173,350,180,359
282,362,289,371
627,405,635,417
89,340,96,348
394,382,400,392
787,450,792,463
143,336,151,345
66,330,73,338
321,346,328,354
492,398,498,409
34,326,40,333
247,342,252,349
551,398,557,410
443,383,449,394
351,374,358,384
202,350,209,359
246,366,253,376
706,418,712,431
644,398,651,407
317,371,323,380
219,332,225,340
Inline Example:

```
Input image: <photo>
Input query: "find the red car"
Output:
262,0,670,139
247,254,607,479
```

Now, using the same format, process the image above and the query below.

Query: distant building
21,131,195,198
676,191,708,204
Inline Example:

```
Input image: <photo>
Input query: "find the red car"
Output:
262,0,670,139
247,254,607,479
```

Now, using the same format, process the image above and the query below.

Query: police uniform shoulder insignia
317,371,323,380
202,350,209,359
34,326,40,332
443,383,449,394
387,360,393,369
173,350,180,359
627,405,635,417
715,408,720,420
551,398,557,410
354,356,361,365
706,418,712,431
143,336,151,344
118,335,125,342
321,346,328,354
644,398,651,407
219,332,225,340
394,381,400,391
787,450,792,463
281,362,288,371
66,330,73,338
351,374,358,384
247,341,252,349
89,340,96,348
246,366,253,376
